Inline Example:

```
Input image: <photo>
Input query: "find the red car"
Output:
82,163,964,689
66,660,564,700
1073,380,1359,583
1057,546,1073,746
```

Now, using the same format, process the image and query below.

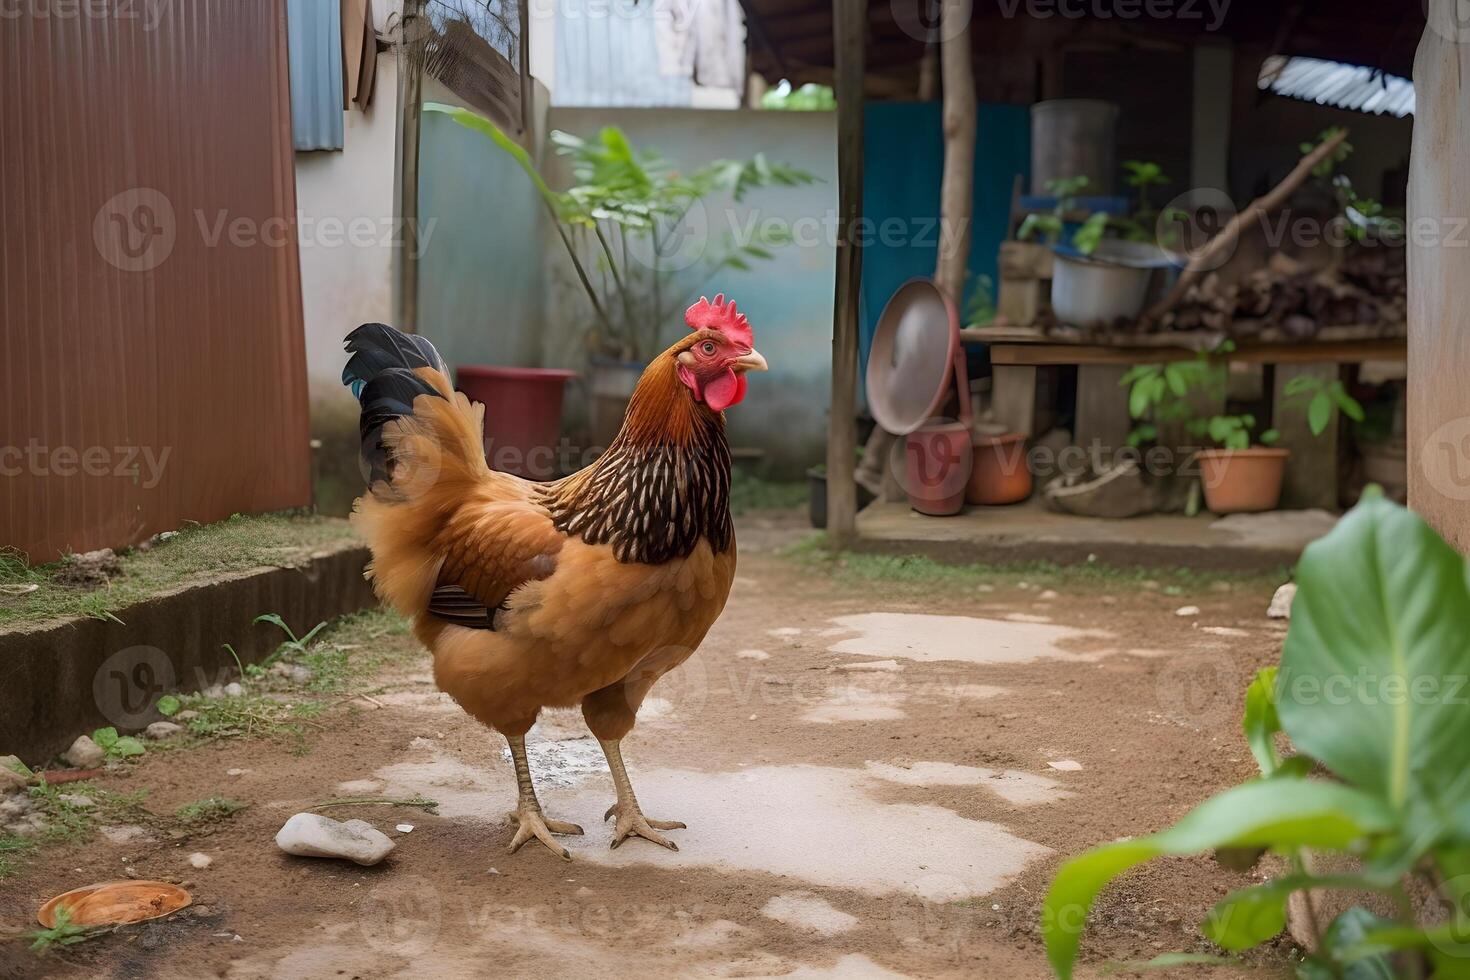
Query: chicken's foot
597,738,686,851
505,734,583,859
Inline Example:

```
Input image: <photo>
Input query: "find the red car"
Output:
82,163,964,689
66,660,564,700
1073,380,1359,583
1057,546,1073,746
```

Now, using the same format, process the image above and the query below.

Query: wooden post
932,0,975,306
826,0,865,544
1409,1,1470,552
394,0,426,332
1273,363,1340,511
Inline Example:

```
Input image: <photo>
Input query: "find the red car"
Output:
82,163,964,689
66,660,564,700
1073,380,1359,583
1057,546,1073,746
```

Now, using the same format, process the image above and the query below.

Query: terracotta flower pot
967,432,1032,505
1197,448,1291,514
905,421,972,516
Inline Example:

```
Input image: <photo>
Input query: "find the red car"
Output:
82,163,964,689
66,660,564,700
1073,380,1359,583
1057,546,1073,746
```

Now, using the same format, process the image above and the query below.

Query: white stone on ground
736,649,771,661
145,722,183,740
1047,759,1084,772
761,892,859,935
62,735,105,769
768,627,802,637
1201,626,1250,637
189,852,213,869
275,813,395,866
1174,605,1201,617
1268,582,1297,619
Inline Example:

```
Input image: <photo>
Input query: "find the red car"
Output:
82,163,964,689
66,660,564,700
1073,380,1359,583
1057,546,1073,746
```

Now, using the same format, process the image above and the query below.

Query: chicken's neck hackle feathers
546,348,732,565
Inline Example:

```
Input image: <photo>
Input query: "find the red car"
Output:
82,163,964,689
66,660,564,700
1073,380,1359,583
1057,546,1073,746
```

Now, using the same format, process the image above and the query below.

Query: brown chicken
342,295,766,858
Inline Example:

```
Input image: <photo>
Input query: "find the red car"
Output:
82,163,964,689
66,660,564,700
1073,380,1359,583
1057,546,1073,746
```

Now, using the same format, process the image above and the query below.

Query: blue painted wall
859,102,1031,379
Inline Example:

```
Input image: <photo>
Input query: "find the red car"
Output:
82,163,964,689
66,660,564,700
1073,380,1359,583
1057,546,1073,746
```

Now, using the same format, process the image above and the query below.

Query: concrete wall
294,32,399,514
540,107,838,472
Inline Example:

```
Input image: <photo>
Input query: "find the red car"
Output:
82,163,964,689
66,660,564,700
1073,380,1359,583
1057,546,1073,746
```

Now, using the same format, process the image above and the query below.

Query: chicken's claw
508,808,584,860
604,802,686,851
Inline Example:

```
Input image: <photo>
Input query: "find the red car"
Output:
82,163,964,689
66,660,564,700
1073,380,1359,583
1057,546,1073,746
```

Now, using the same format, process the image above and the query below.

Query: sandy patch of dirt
0,512,1294,979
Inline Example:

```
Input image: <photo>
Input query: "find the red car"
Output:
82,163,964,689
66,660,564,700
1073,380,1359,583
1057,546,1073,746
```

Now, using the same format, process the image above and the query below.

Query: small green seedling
90,727,145,761
29,907,106,954
255,613,328,658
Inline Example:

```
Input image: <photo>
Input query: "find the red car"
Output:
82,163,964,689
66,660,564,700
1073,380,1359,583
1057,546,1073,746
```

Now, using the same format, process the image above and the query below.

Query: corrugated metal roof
286,0,346,150
1259,55,1415,118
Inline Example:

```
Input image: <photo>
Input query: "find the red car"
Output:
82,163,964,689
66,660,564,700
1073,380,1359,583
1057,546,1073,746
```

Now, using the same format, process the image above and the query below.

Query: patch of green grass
175,796,247,825
288,608,418,695
0,835,35,879
782,533,1287,595
730,471,808,516
27,783,152,845
0,512,359,629
171,691,327,753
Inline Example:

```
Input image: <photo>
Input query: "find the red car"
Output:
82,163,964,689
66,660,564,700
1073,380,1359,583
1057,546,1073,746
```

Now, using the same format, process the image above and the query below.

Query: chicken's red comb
685,293,753,347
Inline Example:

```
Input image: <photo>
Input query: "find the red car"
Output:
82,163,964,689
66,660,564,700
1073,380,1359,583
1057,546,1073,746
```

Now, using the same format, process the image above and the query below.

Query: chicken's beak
733,349,769,373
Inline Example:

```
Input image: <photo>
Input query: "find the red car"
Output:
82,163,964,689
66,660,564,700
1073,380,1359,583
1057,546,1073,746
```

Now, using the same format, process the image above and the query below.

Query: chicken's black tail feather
342,323,450,486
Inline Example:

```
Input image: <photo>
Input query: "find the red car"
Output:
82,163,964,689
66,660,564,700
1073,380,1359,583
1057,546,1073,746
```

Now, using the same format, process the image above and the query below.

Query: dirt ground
0,512,1299,980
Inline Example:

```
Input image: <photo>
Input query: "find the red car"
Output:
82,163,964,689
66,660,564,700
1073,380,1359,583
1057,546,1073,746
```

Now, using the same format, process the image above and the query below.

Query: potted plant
428,103,816,445
1019,165,1180,328
1122,351,1364,514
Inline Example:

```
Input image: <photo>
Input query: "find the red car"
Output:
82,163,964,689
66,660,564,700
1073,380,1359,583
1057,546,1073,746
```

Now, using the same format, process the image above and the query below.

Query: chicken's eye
700,341,717,356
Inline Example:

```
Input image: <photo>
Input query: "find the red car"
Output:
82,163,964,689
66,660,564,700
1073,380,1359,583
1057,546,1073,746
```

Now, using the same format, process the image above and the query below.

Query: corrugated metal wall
1,0,312,562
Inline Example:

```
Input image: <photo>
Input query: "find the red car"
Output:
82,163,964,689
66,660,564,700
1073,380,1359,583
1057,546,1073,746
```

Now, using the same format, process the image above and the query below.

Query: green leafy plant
1301,127,1392,244
1282,375,1366,437
427,102,817,361
759,80,835,111
29,906,107,954
1043,490,1470,978
1020,165,1184,256
90,726,145,761
1119,351,1274,449
1018,176,1090,247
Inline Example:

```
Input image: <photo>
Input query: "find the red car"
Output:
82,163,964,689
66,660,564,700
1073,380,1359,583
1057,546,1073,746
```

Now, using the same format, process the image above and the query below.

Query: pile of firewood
1145,244,1406,339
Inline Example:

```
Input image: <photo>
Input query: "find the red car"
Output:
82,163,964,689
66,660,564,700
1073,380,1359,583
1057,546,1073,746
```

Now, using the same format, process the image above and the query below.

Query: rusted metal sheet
1,0,311,562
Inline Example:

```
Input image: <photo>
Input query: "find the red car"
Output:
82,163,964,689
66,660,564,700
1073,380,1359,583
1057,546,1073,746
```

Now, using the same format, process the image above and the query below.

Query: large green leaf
1042,779,1394,979
1278,494,1470,829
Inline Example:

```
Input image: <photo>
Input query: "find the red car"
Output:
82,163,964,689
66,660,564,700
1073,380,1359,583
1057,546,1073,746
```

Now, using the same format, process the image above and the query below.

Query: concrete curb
0,541,377,765
848,534,1299,572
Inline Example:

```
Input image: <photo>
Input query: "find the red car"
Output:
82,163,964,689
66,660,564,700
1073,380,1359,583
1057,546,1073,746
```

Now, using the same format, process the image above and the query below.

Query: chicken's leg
598,739,686,851
505,734,583,859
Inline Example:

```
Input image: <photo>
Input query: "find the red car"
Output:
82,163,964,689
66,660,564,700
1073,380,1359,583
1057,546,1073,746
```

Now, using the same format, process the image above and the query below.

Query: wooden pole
933,0,975,305
394,0,426,332
1409,0,1470,552
827,0,865,544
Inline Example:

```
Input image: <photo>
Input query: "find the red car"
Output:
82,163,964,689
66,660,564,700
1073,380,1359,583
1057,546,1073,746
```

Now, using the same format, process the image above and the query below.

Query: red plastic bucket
456,366,577,479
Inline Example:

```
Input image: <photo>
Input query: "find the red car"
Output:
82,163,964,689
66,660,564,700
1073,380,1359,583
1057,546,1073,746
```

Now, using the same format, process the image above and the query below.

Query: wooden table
961,325,1408,510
